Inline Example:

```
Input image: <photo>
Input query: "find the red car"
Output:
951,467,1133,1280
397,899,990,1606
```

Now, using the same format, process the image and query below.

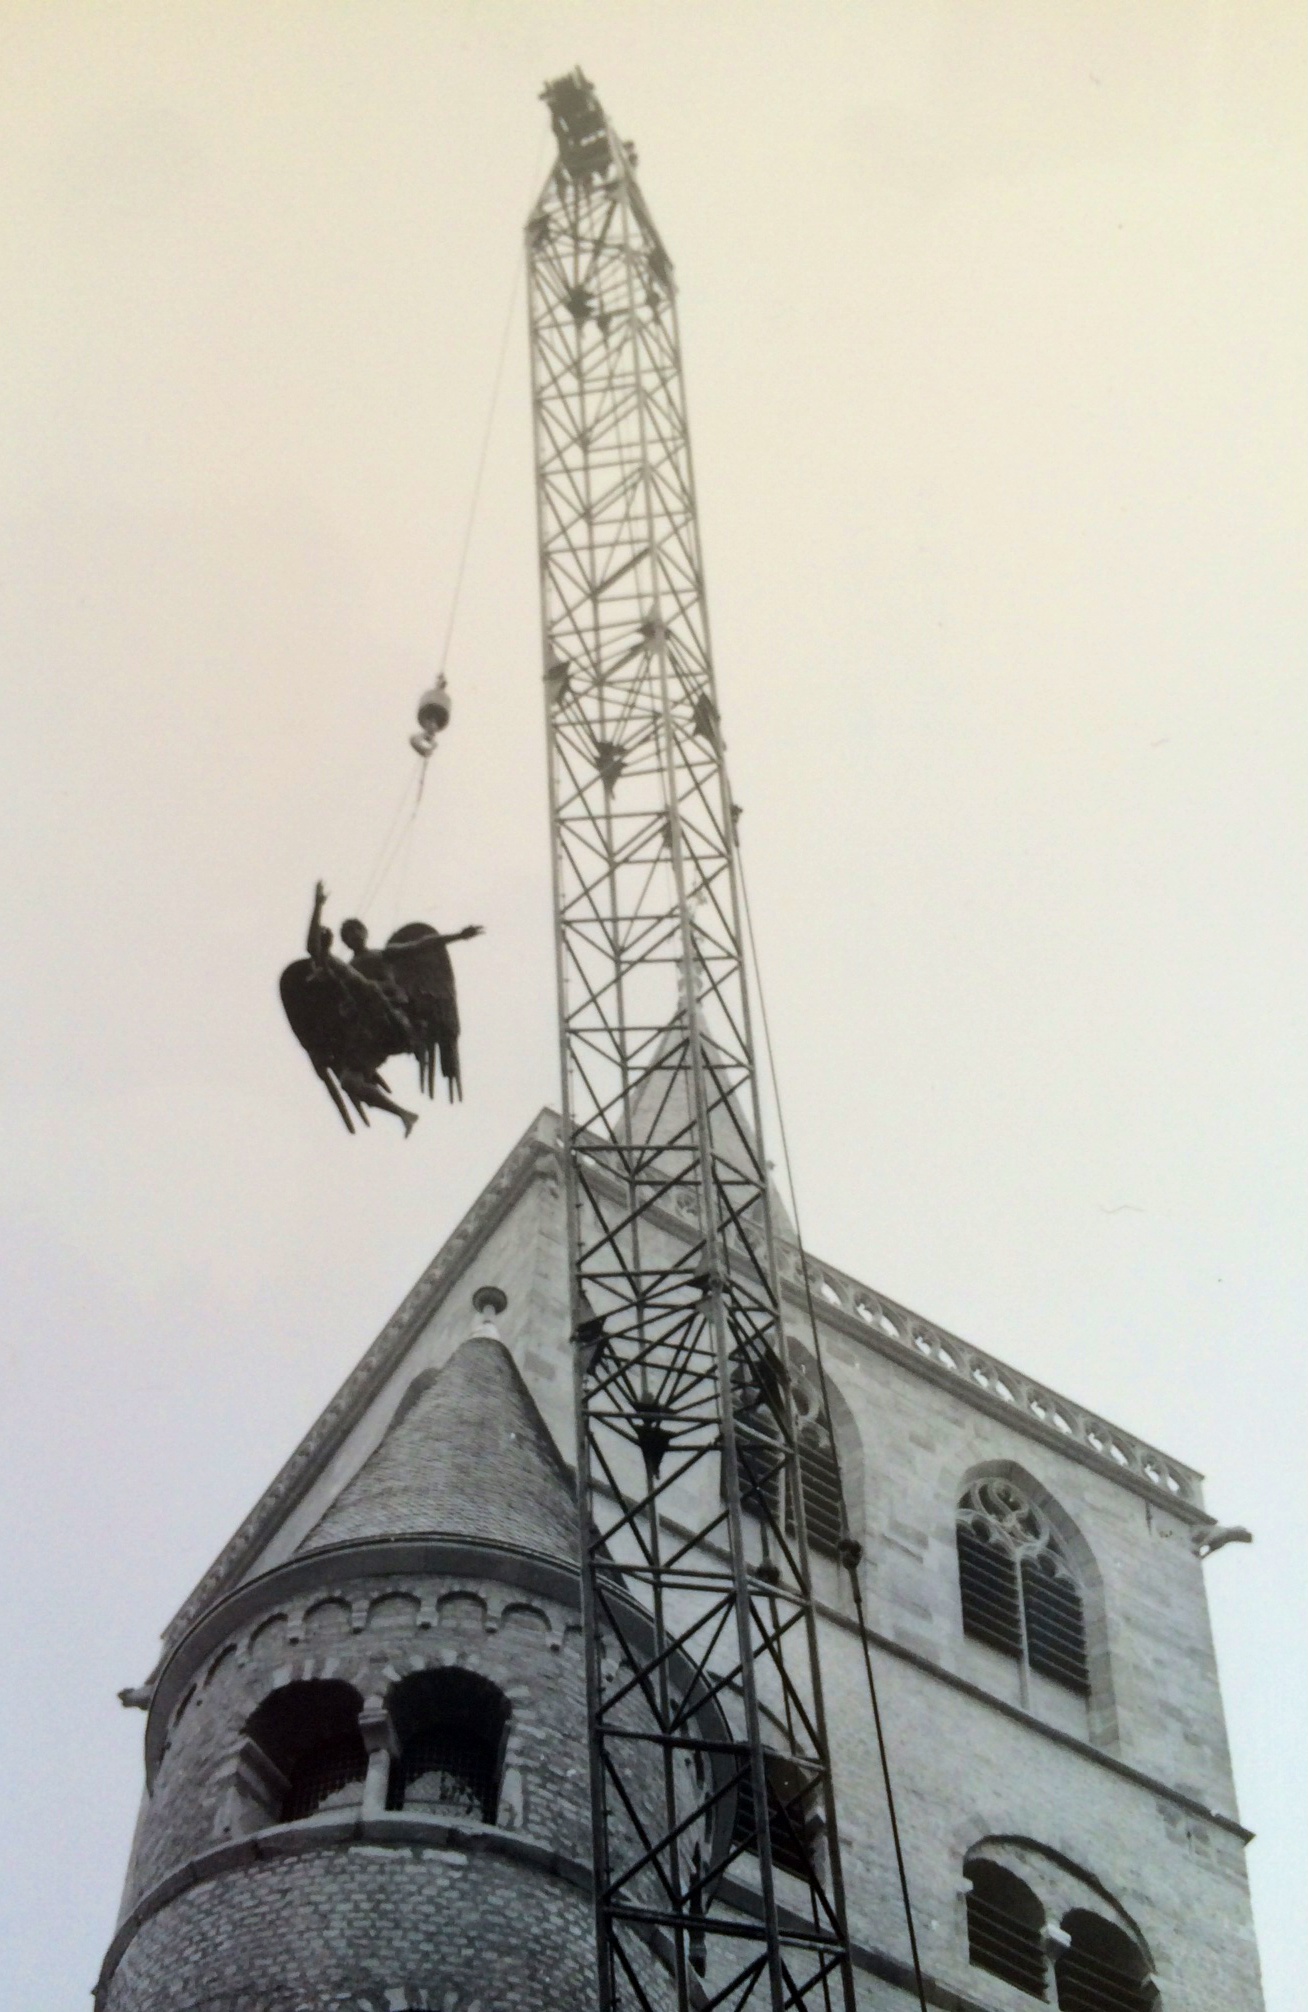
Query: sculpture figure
279,883,482,1135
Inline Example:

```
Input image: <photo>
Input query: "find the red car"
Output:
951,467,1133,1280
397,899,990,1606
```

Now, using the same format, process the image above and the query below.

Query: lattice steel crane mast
528,73,857,2012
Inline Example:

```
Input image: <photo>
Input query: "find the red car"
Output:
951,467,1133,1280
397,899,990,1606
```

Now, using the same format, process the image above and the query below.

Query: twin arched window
965,1855,1156,2008
240,1669,510,1828
957,1477,1090,1696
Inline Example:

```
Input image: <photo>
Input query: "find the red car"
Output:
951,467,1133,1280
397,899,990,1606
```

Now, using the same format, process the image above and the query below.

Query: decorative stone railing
774,1244,1204,1511
601,1147,1205,1513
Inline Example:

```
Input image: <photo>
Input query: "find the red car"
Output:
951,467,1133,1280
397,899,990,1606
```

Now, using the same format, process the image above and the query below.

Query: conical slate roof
297,1332,579,1564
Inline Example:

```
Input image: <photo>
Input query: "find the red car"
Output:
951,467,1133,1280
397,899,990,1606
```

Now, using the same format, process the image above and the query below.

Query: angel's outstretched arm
306,881,330,964
384,923,484,957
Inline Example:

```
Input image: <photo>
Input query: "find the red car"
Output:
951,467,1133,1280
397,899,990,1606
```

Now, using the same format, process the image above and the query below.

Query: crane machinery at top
529,71,858,2011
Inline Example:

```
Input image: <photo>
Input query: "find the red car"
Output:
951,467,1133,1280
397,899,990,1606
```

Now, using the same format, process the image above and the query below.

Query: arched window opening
957,1478,1090,1696
784,1372,845,1557
244,1679,367,1823
730,1747,819,1879
385,1668,509,1822
780,1368,841,1553
965,1859,1047,1999
1056,1912,1156,2012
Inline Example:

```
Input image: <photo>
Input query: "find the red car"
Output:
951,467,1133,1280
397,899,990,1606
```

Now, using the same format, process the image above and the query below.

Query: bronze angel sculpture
280,882,483,1136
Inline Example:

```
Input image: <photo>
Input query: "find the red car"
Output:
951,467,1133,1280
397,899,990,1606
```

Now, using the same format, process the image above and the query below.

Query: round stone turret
97,1297,602,2012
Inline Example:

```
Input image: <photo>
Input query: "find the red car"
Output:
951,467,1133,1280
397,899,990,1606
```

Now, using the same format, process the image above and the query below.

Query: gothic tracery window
730,1346,851,1559
957,1477,1091,1696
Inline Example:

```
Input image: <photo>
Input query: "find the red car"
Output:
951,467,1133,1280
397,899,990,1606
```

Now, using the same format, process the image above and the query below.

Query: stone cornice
147,1531,732,1793
640,1504,1252,1845
776,1254,1206,1516
813,1594,1254,1844
149,1534,582,1776
157,1113,561,1657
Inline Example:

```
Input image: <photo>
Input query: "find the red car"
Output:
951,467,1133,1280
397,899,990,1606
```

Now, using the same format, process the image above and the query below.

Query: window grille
283,1737,369,1821
733,1353,849,1556
391,1725,496,1818
965,1860,1047,1998
731,1747,816,1879
1056,1912,1156,2012
243,1678,369,1826
957,1478,1090,1696
386,1668,509,1823
1023,1554,1090,1693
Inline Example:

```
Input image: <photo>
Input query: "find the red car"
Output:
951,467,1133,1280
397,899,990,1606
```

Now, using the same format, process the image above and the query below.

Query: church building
97,1108,1264,2011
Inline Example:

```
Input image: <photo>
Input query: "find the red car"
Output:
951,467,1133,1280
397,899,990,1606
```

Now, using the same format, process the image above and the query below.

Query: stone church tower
99,1110,1264,2011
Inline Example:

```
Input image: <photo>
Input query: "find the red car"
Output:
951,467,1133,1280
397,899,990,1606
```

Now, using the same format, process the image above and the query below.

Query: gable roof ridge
158,1109,562,1656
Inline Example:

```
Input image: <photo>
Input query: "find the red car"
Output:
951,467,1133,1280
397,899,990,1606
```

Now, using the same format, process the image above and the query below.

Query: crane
528,72,858,2012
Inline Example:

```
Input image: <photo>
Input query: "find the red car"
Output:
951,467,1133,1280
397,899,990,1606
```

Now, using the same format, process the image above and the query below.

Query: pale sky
0,5,1302,2007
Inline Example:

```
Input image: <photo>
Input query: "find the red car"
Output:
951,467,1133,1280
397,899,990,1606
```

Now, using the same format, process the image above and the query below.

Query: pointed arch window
730,1345,853,1559
957,1478,1090,1695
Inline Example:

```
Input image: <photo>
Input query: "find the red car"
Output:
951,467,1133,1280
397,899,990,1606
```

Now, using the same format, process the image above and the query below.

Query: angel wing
384,923,462,1100
279,956,408,1129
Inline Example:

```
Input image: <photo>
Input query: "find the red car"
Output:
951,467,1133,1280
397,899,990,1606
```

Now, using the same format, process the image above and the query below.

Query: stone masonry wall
807,1312,1238,1803
104,1844,596,2012
103,1562,623,2010
124,1569,591,1914
818,1617,1264,2010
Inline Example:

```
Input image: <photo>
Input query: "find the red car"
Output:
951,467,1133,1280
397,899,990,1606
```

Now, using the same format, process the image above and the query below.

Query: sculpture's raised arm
306,880,332,966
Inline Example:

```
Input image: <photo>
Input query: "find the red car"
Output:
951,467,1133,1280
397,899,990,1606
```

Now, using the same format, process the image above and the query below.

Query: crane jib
530,70,857,2012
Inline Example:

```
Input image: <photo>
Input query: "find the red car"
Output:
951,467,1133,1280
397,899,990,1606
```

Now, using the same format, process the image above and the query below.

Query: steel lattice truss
528,75,856,2012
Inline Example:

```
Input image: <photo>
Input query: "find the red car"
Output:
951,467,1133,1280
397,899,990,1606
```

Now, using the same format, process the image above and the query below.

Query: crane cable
356,133,548,922
357,760,425,917
433,220,527,686
737,845,931,2012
